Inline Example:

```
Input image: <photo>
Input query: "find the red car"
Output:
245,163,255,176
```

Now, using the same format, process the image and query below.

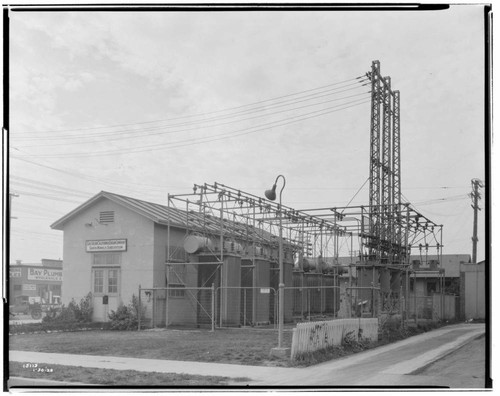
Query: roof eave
51,191,108,230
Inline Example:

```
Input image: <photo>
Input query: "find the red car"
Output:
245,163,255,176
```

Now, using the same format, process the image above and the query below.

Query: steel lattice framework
162,60,445,319
166,182,347,267
366,60,406,265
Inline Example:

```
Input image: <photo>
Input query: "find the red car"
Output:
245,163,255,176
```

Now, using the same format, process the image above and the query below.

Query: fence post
308,289,311,321
300,287,304,319
400,285,404,328
211,283,215,332
371,283,374,318
166,283,169,329
219,287,223,329
275,289,278,329
138,285,141,331
152,289,156,328
332,284,335,318
243,288,247,326
413,273,417,325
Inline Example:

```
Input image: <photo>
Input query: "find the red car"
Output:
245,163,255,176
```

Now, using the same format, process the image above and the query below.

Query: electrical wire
16,90,371,148
14,98,371,158
10,179,93,198
10,153,187,192
9,190,89,204
15,75,369,138
341,177,370,214
17,80,369,142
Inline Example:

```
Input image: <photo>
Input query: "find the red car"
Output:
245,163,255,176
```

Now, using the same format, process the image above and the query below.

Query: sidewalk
9,323,485,387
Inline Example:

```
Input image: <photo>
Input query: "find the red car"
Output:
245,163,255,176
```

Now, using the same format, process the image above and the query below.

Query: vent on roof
99,211,115,224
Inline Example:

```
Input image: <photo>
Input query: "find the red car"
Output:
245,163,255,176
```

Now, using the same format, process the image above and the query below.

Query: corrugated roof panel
52,190,291,247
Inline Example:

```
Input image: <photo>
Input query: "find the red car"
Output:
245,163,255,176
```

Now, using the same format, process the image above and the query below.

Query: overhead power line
15,75,368,138
14,98,370,159
10,155,189,193
15,90,371,148
10,177,93,198
9,190,84,204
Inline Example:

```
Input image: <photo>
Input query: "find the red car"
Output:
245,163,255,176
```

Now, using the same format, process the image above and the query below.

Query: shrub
42,292,93,324
108,294,145,331
108,304,137,330
76,292,93,322
342,330,370,352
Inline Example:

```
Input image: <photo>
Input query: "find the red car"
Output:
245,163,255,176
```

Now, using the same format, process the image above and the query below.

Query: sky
7,4,488,264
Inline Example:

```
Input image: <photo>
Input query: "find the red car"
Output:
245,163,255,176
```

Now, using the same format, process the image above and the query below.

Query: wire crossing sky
8,5,487,263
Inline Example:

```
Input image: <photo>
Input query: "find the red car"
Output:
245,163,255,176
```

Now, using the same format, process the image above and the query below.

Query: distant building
409,254,470,296
9,259,63,305
460,260,485,320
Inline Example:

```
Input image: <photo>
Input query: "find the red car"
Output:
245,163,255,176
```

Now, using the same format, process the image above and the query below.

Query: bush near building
43,292,93,324
108,294,146,330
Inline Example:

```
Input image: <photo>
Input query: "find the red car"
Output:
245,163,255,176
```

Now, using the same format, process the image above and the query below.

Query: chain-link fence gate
216,286,277,328
139,285,216,330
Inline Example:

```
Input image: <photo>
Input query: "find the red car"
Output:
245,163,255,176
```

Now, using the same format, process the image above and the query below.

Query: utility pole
8,193,19,264
470,179,483,264
9,193,18,220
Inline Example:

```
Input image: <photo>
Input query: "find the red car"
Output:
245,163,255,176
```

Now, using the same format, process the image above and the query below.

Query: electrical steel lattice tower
367,60,403,264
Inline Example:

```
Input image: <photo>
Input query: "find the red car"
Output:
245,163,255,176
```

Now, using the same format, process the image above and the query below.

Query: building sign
10,268,22,278
86,239,127,252
27,268,63,282
23,284,36,291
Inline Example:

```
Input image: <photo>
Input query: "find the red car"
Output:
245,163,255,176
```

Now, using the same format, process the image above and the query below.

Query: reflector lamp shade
265,184,277,201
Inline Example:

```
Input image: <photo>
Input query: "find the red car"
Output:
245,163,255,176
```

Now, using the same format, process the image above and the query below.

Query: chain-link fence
139,285,216,330
408,293,458,322
285,286,340,321
138,285,456,330
342,286,382,318
216,286,278,328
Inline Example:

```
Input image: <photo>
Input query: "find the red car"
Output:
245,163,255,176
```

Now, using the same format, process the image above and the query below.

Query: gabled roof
51,191,189,230
50,191,281,247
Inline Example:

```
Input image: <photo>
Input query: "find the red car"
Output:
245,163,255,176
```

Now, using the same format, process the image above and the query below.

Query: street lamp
264,175,286,350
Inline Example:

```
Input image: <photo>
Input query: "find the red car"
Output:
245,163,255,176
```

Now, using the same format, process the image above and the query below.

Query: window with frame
92,253,121,266
92,268,120,295
93,269,104,293
167,264,186,298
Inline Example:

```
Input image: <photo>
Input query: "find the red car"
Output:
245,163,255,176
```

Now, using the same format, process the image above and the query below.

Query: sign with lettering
260,288,270,294
10,268,22,278
86,239,127,252
27,268,63,282
23,283,36,291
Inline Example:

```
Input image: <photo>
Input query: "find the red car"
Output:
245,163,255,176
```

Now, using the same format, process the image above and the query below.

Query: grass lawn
9,327,294,367
9,361,249,386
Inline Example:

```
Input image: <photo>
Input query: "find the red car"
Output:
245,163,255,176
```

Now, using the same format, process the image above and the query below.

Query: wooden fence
290,318,379,359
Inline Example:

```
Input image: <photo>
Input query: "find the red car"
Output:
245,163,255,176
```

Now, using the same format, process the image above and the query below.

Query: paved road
8,323,485,388
410,335,487,388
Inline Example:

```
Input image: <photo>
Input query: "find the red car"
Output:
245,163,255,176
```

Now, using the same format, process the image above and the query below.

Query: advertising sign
27,268,63,282
10,268,22,278
86,239,127,252
23,284,36,291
